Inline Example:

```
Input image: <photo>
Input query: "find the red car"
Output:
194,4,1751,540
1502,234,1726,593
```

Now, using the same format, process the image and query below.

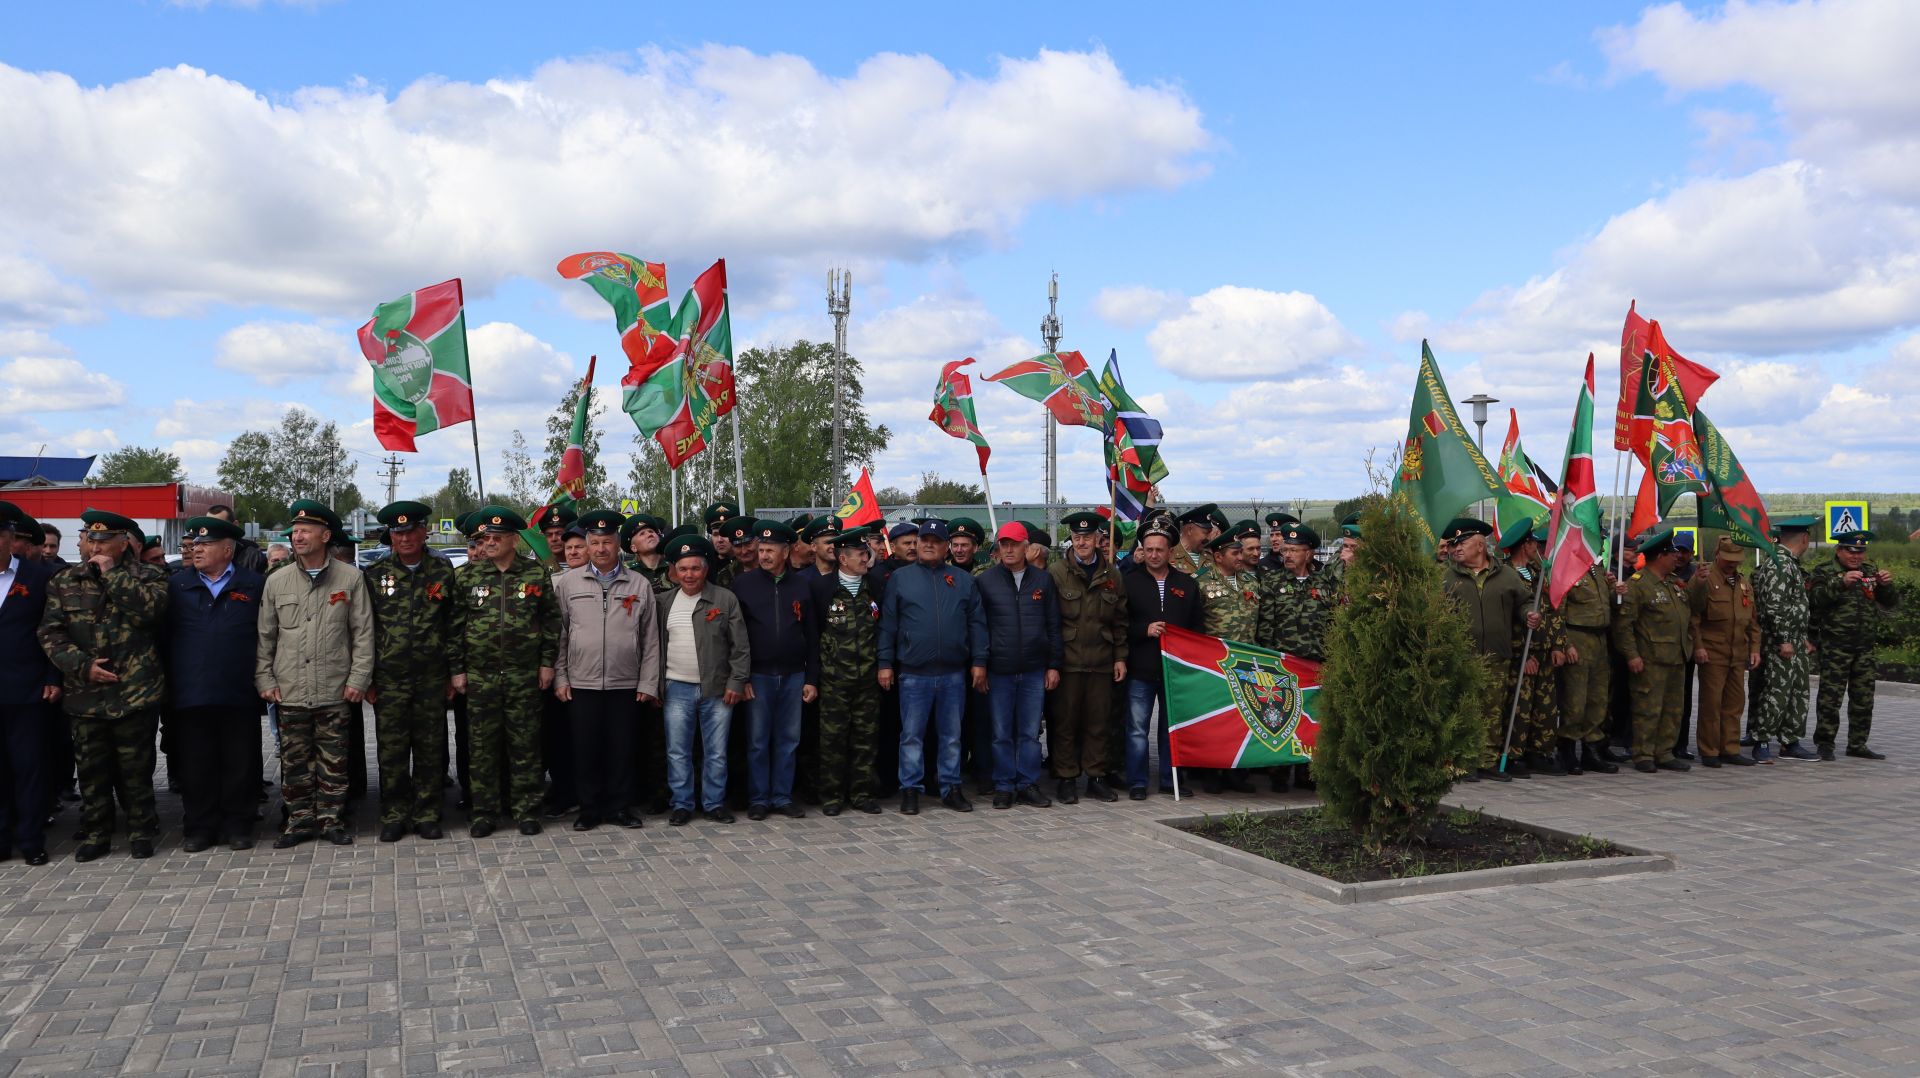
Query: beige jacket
554,564,662,696
256,558,375,706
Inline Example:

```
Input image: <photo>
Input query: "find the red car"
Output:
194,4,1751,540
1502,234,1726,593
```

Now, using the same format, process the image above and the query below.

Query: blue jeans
988,670,1046,791
1126,678,1173,791
746,671,804,807
898,671,965,795
664,680,730,812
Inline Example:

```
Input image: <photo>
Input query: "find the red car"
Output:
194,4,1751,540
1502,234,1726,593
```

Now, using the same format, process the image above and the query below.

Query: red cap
994,522,1029,543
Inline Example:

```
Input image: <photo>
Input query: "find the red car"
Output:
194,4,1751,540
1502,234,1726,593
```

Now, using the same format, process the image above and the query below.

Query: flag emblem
1422,410,1445,437
1399,435,1425,481
379,330,436,403
1222,650,1306,755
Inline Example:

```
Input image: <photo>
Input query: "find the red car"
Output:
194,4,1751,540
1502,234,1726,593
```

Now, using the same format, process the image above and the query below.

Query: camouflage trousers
1503,659,1559,758
1629,662,1685,765
1752,643,1812,745
279,703,350,832
374,680,449,826
72,707,159,845
1475,655,1506,769
1050,672,1114,779
1558,628,1612,744
466,673,544,823
1814,647,1877,751
816,674,878,808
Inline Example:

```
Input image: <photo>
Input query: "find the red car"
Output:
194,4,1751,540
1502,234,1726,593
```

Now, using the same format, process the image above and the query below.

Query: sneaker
1752,743,1774,764
1779,742,1820,761
941,789,974,813
1015,784,1052,808
1084,777,1119,803
991,790,1013,810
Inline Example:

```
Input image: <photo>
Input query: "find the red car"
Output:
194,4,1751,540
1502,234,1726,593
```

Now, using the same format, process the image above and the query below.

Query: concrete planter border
1141,802,1675,905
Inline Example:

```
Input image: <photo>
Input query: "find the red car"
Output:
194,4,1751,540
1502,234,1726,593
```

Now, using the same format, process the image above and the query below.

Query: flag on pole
1614,301,1652,452
1547,355,1607,609
1162,624,1319,768
1694,408,1775,552
984,350,1108,427
930,359,992,471
556,253,670,364
359,278,476,452
622,260,736,469
1390,342,1501,548
1626,321,1710,538
1493,408,1556,540
833,467,883,527
1623,315,1719,458
554,356,596,505
1098,350,1167,481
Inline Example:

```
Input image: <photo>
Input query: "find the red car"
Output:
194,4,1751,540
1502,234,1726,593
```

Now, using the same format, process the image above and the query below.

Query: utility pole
377,454,406,507
828,268,852,508
1040,273,1062,537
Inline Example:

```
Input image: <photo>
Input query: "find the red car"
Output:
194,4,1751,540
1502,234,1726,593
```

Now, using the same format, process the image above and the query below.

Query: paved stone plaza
1,684,1916,1077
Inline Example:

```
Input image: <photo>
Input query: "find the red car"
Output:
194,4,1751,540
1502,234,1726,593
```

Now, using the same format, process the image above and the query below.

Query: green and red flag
1694,408,1774,552
1162,624,1319,768
984,349,1108,427
1390,341,1501,549
1623,312,1718,457
1493,407,1556,541
358,278,475,453
1547,355,1607,608
554,355,596,505
833,467,883,528
556,252,670,364
1627,321,1710,536
930,358,991,471
622,259,737,469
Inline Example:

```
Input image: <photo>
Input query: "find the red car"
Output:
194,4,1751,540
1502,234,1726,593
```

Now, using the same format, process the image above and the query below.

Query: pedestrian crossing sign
619,498,639,515
438,518,456,534
1824,501,1868,543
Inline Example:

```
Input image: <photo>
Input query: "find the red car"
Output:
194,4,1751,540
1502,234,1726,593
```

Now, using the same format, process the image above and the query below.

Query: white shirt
0,556,16,613
665,589,702,684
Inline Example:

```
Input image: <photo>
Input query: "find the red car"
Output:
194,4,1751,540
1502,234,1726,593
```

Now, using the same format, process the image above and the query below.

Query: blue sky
4,0,1916,510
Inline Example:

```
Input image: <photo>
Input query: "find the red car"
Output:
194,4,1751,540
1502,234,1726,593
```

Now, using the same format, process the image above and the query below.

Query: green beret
664,534,716,563
578,509,624,535
1498,517,1542,550
1834,529,1875,549
377,500,432,531
79,508,141,538
948,516,987,543
702,500,741,528
1279,522,1320,547
531,504,577,530
755,520,798,545
1061,511,1104,535
287,499,341,534
832,525,875,550
801,516,841,543
473,504,528,533
183,515,244,543
1440,517,1493,542
722,517,757,543
1264,511,1300,530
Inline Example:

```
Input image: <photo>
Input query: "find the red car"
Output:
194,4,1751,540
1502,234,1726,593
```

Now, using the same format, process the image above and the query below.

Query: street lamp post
1462,392,1499,523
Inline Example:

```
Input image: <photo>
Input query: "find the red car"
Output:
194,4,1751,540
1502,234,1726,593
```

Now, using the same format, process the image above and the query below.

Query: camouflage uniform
454,556,560,824
365,553,457,828
1257,568,1333,661
1199,569,1259,643
1808,557,1900,752
815,576,882,809
1612,569,1691,765
1556,563,1615,747
1751,544,1812,745
37,558,169,846
1171,545,1213,584
1505,563,1564,759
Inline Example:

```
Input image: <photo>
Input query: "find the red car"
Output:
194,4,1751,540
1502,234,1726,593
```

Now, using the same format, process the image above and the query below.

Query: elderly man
258,501,374,847
207,504,269,574
656,534,749,825
1,502,61,864
165,515,267,851
363,500,459,842
1689,536,1762,767
38,510,170,861
1121,516,1206,799
1441,517,1540,782
555,509,660,830
879,521,988,814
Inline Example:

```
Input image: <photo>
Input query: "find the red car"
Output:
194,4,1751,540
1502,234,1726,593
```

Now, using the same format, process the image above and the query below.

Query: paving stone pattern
2,685,1918,1075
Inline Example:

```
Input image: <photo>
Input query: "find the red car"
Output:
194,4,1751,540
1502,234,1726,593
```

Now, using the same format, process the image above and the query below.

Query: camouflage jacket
1258,566,1334,661
1808,556,1900,651
815,573,882,683
453,556,560,675
626,557,676,594
363,553,458,688
1170,545,1212,584
1612,569,1690,666
37,557,170,719
1751,546,1809,645
1510,564,1567,658
1199,570,1260,644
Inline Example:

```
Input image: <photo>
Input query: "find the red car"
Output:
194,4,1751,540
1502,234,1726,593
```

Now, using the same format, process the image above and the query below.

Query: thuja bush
1316,494,1487,849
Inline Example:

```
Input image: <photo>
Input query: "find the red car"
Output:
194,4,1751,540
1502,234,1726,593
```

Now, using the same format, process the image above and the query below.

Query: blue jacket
1,557,59,706
729,567,821,682
164,564,266,710
975,564,1063,675
878,561,988,676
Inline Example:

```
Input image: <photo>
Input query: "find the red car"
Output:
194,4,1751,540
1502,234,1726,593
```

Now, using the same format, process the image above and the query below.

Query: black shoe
228,831,255,850
1603,746,1633,763
1129,785,1147,800
991,790,1013,810
1818,745,1836,761
1460,770,1481,782
469,820,495,838
1674,750,1695,761
542,802,578,820
129,839,155,859
325,828,352,846
74,842,109,862
822,802,843,817
1700,755,1723,768
273,830,315,849
1527,752,1566,777
1725,754,1758,766
776,803,806,819
379,822,407,843
1085,777,1119,803
856,798,882,815
1558,741,1584,776
941,789,973,813
1476,768,1511,783
1016,784,1052,808
1580,743,1620,774
1634,760,1657,774
747,804,770,821
703,808,735,824
1505,759,1532,779
416,822,443,840
1846,747,1886,760
182,834,213,853
25,850,48,866
611,810,645,829
901,790,919,815
1057,779,1079,805
646,794,670,815
668,808,693,826
572,814,600,831
1657,758,1691,772
518,819,541,836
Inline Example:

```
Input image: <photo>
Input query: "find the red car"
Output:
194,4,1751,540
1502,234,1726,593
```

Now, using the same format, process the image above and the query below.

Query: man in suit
0,502,60,864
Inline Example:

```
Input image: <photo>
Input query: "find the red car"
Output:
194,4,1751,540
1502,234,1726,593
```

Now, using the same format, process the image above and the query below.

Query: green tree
913,472,984,504
501,430,538,511
1316,494,1488,849
422,467,483,522
212,407,358,524
215,430,279,524
873,485,913,505
626,435,672,518
540,383,612,508
730,340,890,508
93,445,184,485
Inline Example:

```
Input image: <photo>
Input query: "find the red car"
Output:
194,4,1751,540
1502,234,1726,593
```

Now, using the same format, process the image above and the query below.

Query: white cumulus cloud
213,320,360,386
1146,286,1360,382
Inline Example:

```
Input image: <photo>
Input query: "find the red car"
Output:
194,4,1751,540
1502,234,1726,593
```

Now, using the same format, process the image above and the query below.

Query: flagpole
980,468,998,532
1499,567,1548,772
730,410,746,511
458,289,487,501
670,466,679,528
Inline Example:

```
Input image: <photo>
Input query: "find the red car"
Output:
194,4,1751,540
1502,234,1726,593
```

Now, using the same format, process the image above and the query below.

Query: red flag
1627,464,1661,541
833,467,883,527
1617,310,1720,460
1547,356,1606,609
554,355,595,503
1614,301,1652,451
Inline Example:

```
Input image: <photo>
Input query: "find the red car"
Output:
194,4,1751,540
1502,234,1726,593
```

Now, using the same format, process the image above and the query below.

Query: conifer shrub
1316,494,1487,849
